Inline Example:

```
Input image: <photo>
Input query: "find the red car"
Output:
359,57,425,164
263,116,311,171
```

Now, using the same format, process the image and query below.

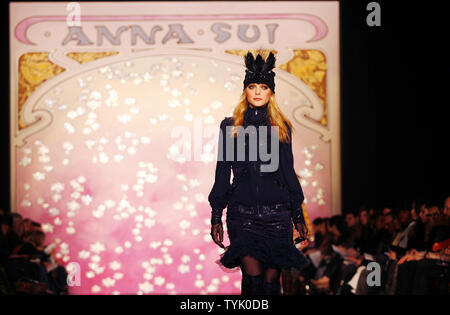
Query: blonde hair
230,92,294,143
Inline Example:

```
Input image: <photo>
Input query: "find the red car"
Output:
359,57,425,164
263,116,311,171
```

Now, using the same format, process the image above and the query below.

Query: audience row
0,208,68,295
282,197,450,295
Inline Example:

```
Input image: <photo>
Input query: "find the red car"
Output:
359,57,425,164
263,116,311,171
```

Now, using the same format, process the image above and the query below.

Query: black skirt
217,202,311,271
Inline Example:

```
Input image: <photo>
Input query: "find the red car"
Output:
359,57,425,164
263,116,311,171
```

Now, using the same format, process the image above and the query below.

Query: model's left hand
210,223,225,249
295,222,308,242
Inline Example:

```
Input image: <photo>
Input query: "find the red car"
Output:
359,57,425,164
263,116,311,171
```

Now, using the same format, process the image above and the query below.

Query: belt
228,201,291,216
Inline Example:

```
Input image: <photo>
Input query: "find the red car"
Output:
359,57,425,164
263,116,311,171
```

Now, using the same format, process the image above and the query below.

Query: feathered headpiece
243,51,276,93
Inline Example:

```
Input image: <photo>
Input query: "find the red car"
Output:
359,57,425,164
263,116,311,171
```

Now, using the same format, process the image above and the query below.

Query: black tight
264,267,281,284
240,255,281,283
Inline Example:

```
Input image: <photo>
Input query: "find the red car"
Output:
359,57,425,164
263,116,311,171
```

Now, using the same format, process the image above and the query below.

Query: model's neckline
244,102,269,126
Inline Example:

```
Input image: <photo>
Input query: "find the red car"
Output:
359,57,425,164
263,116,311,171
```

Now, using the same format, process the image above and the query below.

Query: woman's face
429,206,441,226
359,210,369,226
375,215,384,230
419,205,429,223
245,83,272,107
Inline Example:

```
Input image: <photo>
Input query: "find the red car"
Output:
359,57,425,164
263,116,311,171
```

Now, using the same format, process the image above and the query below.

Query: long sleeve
208,118,232,225
279,123,305,225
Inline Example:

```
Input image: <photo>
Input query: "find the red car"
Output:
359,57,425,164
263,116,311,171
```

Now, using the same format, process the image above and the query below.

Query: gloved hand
210,208,225,248
210,223,225,249
292,208,308,242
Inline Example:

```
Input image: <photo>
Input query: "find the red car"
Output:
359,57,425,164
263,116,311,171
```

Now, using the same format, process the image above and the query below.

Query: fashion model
208,51,311,295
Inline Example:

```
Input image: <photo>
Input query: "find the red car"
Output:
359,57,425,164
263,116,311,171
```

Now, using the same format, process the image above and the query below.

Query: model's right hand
211,223,225,248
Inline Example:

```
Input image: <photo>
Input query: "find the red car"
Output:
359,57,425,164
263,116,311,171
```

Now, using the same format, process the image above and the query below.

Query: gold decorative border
278,50,327,126
66,51,119,64
18,52,65,129
18,52,119,129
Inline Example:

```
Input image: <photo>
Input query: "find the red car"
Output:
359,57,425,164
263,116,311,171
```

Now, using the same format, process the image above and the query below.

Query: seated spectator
0,215,13,266
345,212,358,230
368,207,376,219
444,197,450,221
355,208,374,254
329,215,353,249
410,201,419,221
0,211,68,295
383,206,393,216
17,218,34,239
345,211,359,249
324,217,331,234
408,202,429,251
358,207,372,228
298,233,344,295
390,205,415,257
425,204,450,252
304,217,327,253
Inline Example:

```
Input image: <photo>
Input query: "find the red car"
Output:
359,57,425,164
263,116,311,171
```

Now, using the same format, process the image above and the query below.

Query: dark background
1,0,448,214
340,0,448,212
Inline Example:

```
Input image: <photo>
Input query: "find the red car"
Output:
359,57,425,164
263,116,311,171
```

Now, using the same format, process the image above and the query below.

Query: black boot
241,274,264,295
263,279,282,295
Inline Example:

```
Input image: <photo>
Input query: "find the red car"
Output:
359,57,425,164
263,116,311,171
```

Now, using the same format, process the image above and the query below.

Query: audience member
0,211,68,295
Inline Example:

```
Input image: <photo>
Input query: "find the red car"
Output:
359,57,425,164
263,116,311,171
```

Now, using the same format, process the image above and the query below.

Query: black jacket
208,102,305,225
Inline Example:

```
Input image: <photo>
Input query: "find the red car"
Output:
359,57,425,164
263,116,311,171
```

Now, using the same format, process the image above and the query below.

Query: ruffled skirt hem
214,232,311,273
